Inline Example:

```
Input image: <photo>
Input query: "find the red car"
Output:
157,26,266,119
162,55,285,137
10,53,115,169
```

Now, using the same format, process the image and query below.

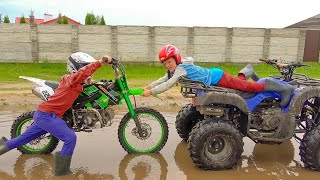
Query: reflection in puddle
174,140,317,180
0,110,319,180
119,154,167,180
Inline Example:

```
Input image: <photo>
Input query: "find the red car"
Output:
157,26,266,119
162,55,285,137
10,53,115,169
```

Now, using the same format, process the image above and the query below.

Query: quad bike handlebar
259,58,309,69
259,58,320,86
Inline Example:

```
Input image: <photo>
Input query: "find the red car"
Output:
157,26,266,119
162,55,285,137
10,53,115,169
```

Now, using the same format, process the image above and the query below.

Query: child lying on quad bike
142,44,293,107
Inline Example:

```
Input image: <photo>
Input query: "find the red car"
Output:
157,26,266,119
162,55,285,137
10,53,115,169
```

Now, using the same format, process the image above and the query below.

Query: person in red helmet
142,44,294,107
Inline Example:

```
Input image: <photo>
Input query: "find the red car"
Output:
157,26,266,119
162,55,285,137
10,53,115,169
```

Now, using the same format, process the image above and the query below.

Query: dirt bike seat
45,81,60,91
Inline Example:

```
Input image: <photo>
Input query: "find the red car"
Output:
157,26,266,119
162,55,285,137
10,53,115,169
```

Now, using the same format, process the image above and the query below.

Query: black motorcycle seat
45,81,60,91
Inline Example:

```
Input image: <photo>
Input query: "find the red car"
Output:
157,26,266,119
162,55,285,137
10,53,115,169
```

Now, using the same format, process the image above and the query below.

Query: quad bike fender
275,86,320,140
194,91,249,113
288,86,320,116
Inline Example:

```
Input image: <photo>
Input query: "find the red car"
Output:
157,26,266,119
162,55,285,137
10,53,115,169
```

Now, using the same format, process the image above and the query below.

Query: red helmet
158,44,182,64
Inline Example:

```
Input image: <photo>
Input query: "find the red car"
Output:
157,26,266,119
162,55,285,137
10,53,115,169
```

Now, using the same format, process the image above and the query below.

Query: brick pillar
187,27,194,57
110,26,118,59
262,28,271,59
71,25,78,53
148,27,155,62
225,28,233,63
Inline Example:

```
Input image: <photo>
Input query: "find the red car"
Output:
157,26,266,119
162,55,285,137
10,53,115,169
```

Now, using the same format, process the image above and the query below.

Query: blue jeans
6,110,76,156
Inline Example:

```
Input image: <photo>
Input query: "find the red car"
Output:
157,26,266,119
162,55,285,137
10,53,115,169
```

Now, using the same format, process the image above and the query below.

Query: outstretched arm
68,56,111,87
142,67,187,96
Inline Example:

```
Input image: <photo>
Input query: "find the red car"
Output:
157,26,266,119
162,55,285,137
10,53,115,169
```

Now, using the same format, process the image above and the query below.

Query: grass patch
0,62,319,85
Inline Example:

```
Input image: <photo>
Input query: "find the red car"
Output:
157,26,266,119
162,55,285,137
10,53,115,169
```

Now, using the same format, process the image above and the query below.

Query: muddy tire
10,111,59,154
188,118,243,170
299,126,320,171
175,104,204,141
118,107,169,153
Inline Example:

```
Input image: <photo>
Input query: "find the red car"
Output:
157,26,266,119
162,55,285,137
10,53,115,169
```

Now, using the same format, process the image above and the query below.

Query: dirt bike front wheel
10,111,59,154
118,107,169,153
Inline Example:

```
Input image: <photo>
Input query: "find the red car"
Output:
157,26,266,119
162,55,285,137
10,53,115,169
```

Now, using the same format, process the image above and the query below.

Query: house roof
286,14,320,28
15,15,81,25
41,16,81,25
15,17,44,24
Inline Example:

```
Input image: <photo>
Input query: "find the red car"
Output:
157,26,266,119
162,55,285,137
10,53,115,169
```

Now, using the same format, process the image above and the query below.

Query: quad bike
11,58,169,154
176,59,320,171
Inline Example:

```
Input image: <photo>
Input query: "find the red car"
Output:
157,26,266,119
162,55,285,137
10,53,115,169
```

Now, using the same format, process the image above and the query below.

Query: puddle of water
0,109,319,180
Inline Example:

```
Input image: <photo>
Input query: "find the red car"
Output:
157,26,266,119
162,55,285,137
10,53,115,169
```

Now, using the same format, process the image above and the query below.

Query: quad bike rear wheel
300,126,320,171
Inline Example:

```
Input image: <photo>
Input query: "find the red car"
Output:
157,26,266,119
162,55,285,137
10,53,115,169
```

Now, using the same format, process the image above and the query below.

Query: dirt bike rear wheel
118,107,169,153
10,111,59,154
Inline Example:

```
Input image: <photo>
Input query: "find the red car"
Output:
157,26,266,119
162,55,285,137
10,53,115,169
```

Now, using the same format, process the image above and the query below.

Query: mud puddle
0,109,319,180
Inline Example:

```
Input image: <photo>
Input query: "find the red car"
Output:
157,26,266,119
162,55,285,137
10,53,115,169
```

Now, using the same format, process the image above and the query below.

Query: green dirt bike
11,58,169,154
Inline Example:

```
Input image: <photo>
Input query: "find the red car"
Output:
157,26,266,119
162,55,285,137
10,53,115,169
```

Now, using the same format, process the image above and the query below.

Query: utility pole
0,13,2,23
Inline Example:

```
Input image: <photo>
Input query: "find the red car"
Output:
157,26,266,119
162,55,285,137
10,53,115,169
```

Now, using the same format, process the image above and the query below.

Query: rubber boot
54,151,72,176
263,78,294,107
238,64,259,81
0,137,9,156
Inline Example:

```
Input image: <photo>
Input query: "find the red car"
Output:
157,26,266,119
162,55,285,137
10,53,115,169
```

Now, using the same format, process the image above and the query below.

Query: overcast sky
1,0,320,28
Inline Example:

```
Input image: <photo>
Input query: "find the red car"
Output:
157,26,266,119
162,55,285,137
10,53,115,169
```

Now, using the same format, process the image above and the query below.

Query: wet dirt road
0,109,319,180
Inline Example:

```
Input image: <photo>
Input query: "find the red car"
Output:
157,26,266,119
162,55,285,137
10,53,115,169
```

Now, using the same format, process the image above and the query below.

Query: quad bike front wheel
10,111,59,154
175,103,204,141
188,118,244,170
299,126,320,171
118,107,169,153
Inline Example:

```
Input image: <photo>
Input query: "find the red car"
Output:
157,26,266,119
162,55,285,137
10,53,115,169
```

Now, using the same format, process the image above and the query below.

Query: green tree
56,13,62,24
99,15,106,25
94,15,100,24
85,13,106,25
85,13,96,25
62,16,68,24
85,13,92,25
3,15,10,23
20,15,26,23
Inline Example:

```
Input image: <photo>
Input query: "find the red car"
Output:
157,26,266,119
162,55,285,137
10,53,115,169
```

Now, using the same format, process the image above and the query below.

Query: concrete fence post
148,26,155,62
262,28,271,59
187,27,194,57
225,28,233,63
71,25,79,53
110,26,118,59
29,18,39,62
297,30,306,61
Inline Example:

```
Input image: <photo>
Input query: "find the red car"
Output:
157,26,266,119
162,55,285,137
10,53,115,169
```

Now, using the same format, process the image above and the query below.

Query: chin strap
167,70,175,79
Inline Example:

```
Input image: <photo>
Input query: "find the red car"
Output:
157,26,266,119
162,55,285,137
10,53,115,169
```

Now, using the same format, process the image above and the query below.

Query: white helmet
67,52,96,74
